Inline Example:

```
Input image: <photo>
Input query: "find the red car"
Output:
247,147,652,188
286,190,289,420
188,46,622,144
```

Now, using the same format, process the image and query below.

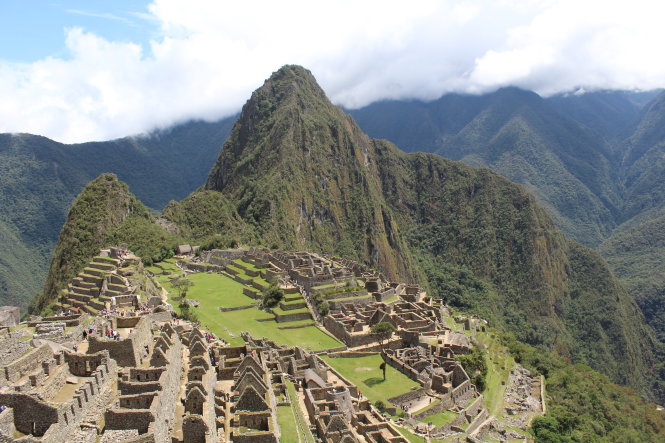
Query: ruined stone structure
61,252,135,314
383,345,475,409
0,349,118,442
0,307,19,328
182,328,218,443
323,295,447,348
239,335,408,442
105,322,183,443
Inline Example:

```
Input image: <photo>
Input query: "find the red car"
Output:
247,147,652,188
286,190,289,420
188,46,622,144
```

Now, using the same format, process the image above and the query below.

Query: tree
380,362,387,381
172,276,194,299
370,321,396,350
317,301,330,316
261,285,284,309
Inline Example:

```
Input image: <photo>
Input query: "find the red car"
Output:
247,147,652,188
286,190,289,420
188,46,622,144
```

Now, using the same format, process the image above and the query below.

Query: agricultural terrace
147,258,342,350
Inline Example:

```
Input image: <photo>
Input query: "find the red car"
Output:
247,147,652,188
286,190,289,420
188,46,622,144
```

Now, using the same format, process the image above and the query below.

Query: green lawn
284,380,315,443
425,409,457,427
233,258,261,272
321,354,419,405
277,405,299,442
227,264,270,286
153,262,341,351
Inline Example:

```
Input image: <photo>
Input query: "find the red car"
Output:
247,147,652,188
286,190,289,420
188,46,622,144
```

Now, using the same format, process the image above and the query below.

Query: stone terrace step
88,261,116,272
83,267,108,278
81,273,104,285
109,275,126,286
94,256,121,266
88,300,105,311
106,283,126,293
77,281,97,290
71,286,97,297
68,292,92,304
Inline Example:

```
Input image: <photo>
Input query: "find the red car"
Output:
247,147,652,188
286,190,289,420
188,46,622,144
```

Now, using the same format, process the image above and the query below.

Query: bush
317,301,330,316
261,285,284,308
178,303,199,323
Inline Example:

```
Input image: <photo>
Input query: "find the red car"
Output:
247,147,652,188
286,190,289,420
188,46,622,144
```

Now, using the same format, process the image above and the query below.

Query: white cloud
1,0,664,142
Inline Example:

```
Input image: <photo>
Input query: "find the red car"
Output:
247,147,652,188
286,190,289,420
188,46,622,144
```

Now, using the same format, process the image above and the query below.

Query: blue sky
1,0,664,143
0,1,156,62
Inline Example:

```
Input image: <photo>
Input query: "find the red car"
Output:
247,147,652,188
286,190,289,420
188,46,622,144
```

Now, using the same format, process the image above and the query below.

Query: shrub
261,285,284,308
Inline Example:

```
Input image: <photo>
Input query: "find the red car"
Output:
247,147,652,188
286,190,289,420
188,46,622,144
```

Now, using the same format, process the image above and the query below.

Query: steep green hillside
204,65,418,280
622,91,665,220
165,65,659,399
33,173,181,313
600,207,665,343
545,90,659,145
350,89,665,387
351,88,621,247
0,117,233,308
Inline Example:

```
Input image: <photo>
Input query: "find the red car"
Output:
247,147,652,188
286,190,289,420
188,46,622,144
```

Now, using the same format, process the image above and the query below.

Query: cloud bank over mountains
1,0,664,143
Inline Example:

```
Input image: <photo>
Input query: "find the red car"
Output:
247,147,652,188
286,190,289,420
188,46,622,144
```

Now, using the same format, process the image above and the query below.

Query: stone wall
0,351,118,442
273,311,312,323
0,408,13,437
0,307,19,328
88,316,151,366
466,408,489,435
387,388,428,409
1,344,52,383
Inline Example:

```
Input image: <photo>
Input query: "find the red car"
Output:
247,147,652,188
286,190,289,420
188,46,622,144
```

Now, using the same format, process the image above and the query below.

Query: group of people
81,325,121,340
56,307,82,316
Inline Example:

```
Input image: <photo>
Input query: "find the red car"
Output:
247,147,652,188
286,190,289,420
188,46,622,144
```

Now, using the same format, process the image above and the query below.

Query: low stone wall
105,410,154,434
278,301,307,311
328,296,374,310
466,408,489,435
1,344,52,383
413,400,448,421
387,388,428,409
273,311,312,323
232,433,277,443
28,314,86,327
179,262,224,273
323,290,368,301
277,323,314,330
243,288,260,299
219,304,255,312
116,316,143,329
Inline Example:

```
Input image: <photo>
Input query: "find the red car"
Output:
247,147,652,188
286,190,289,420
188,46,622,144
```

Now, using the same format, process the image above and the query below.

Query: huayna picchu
7,65,664,441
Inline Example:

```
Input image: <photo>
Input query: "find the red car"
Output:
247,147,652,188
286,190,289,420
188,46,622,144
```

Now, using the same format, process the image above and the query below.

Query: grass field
152,259,341,351
320,354,419,405
276,405,299,442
